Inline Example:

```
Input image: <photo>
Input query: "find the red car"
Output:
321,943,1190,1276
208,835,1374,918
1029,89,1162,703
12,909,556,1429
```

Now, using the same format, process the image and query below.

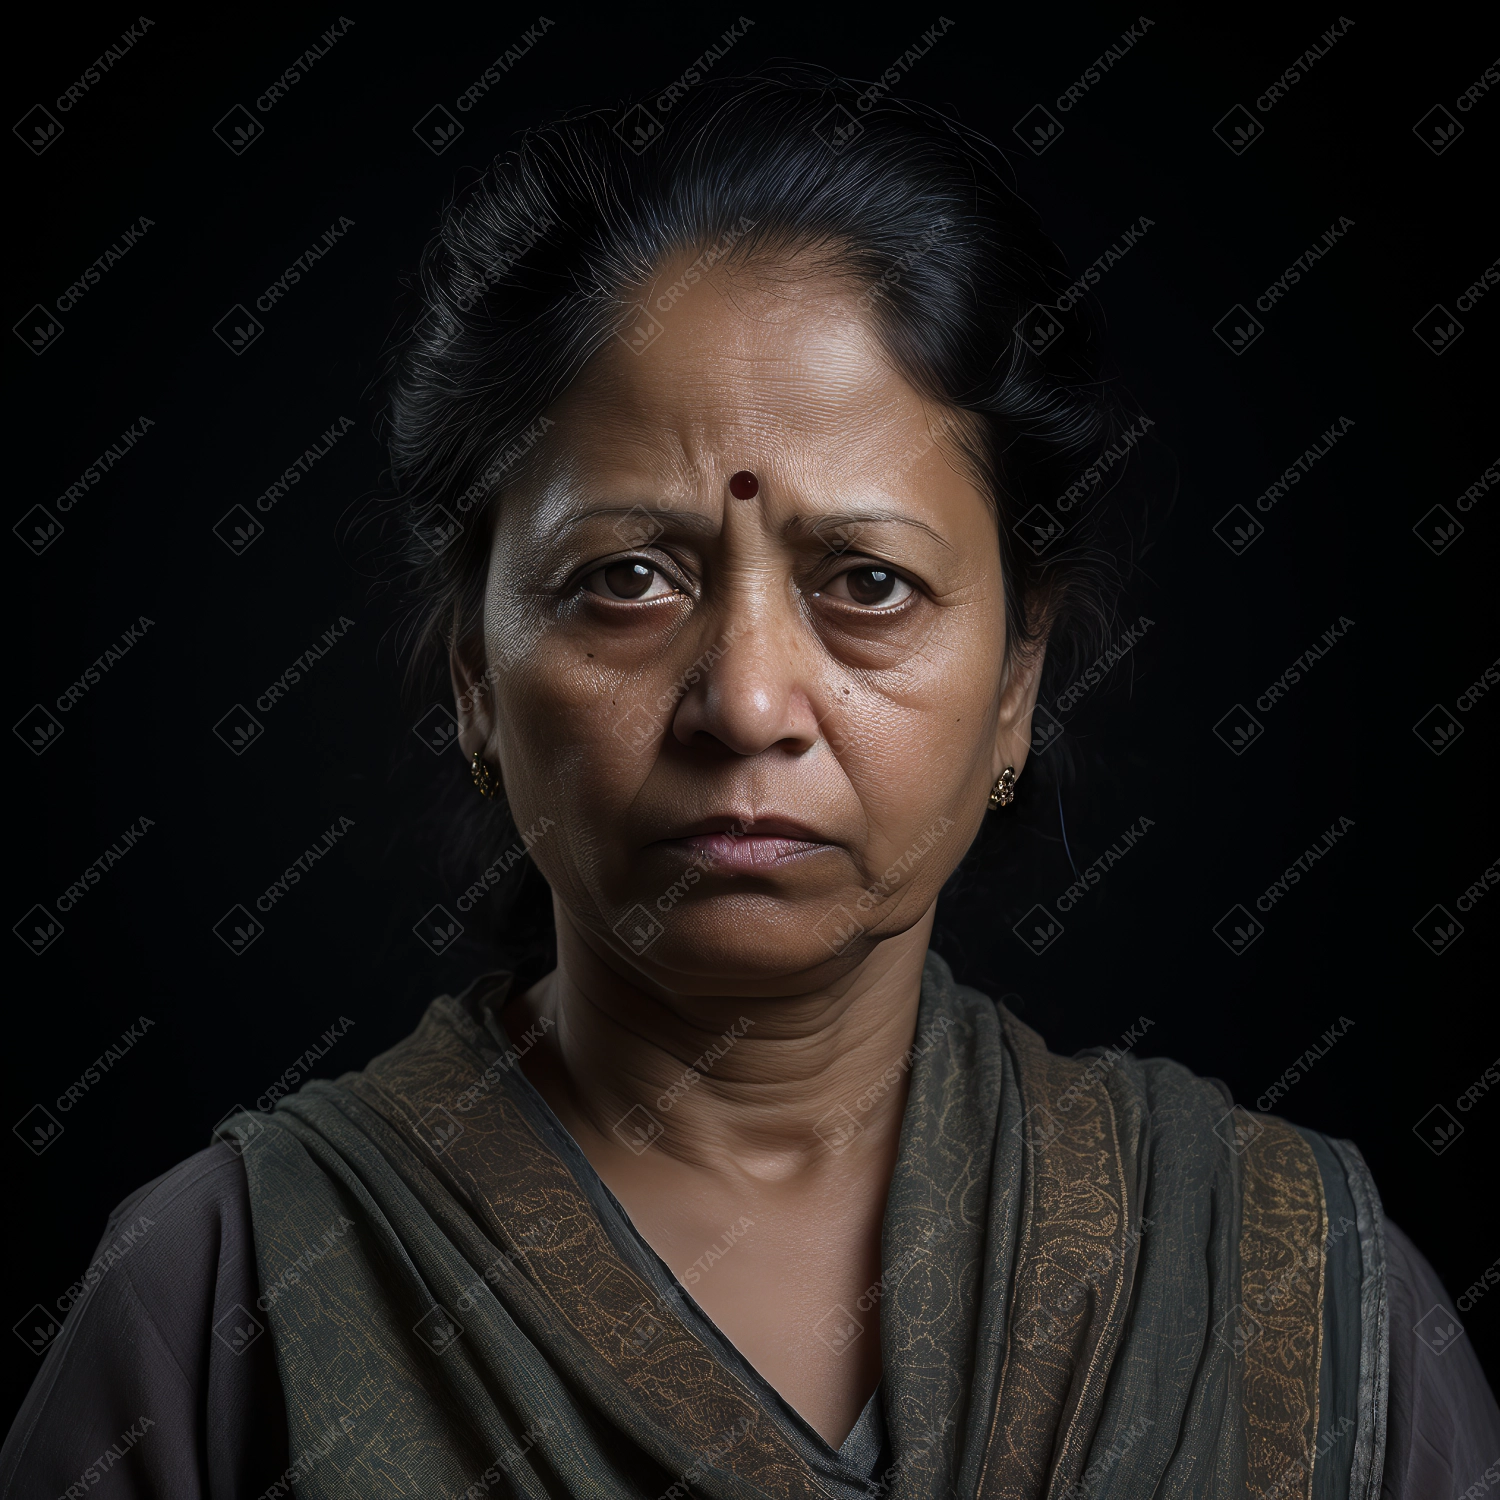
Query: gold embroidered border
1236,1109,1327,1500
354,997,824,1500
977,1023,1134,1500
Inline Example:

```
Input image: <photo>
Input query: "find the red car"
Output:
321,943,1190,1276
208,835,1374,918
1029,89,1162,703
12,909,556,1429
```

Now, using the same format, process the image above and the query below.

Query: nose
668,602,823,759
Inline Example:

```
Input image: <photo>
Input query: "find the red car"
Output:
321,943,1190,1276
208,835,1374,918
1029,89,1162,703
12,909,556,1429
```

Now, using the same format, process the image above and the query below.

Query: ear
448,610,497,762
992,632,1048,786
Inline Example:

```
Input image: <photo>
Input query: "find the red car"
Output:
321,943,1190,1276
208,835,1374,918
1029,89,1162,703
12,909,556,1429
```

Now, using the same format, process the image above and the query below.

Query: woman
4,70,1495,1500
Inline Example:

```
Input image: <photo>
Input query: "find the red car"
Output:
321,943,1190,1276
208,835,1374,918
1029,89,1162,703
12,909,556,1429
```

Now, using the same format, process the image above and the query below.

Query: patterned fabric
217,952,1386,1499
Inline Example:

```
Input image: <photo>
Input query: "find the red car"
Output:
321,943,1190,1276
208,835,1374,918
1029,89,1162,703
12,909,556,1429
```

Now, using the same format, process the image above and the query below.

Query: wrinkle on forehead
496,248,992,543
538,279,912,488
582,272,891,441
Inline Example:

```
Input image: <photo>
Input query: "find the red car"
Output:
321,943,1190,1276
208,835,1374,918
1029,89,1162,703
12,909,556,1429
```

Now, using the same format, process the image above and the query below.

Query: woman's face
455,252,1044,995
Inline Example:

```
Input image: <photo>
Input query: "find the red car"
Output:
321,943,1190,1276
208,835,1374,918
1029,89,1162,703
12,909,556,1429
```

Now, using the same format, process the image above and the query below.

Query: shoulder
31,1139,255,1375
74,1141,260,1361
0,1142,287,1497
93,1138,253,1296
1381,1216,1500,1499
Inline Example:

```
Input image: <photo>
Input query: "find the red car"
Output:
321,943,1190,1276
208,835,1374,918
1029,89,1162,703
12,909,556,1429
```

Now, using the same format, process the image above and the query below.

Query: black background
5,3,1498,1427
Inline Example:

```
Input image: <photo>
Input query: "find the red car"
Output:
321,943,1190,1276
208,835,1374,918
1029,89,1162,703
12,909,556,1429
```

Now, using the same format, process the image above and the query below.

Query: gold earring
988,766,1017,810
470,750,500,799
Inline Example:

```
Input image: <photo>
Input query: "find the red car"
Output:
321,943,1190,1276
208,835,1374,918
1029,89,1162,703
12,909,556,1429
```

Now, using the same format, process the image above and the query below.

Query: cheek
490,647,649,796
485,623,670,899
834,614,1003,829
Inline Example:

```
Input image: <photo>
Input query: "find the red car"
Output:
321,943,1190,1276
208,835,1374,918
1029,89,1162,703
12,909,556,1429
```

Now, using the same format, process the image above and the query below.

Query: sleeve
1379,1217,1500,1500
0,1142,289,1498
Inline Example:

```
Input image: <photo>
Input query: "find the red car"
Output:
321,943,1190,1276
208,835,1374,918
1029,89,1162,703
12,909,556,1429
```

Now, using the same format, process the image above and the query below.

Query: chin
593,890,916,993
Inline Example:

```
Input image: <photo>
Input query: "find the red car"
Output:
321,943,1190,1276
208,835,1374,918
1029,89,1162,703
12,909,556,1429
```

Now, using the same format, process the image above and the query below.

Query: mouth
654,815,837,872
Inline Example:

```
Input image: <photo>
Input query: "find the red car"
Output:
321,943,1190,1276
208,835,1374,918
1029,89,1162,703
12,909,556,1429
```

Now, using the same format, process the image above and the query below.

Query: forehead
540,251,954,488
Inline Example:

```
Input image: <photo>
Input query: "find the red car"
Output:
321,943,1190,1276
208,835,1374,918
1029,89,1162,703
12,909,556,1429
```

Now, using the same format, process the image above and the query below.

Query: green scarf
219,951,1387,1499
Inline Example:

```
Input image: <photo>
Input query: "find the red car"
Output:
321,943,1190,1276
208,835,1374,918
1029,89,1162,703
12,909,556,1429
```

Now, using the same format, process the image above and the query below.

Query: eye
820,565,914,608
581,558,680,602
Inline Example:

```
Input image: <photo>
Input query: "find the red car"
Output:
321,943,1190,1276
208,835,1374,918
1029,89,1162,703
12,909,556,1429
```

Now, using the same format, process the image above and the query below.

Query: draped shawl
217,952,1387,1499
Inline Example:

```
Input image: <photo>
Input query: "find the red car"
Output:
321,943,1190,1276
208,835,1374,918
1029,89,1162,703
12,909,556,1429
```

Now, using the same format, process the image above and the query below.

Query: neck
508,899,936,1184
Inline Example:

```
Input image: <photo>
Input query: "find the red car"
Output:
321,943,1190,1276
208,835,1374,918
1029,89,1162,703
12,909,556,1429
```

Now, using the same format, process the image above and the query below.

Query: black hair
376,64,1151,964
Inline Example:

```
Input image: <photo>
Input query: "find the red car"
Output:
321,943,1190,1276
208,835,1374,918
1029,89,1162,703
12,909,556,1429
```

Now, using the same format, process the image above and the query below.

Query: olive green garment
217,951,1387,1499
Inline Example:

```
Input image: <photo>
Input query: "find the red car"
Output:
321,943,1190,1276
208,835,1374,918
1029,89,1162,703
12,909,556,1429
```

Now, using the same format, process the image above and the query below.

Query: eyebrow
560,506,719,535
557,503,951,549
784,511,952,549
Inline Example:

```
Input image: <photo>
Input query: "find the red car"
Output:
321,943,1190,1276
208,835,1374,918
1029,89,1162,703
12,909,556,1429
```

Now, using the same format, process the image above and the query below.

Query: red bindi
728,470,759,499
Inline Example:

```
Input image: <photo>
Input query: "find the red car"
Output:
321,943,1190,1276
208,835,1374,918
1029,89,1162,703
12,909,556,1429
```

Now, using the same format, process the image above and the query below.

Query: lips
653,814,836,873
663,814,828,843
